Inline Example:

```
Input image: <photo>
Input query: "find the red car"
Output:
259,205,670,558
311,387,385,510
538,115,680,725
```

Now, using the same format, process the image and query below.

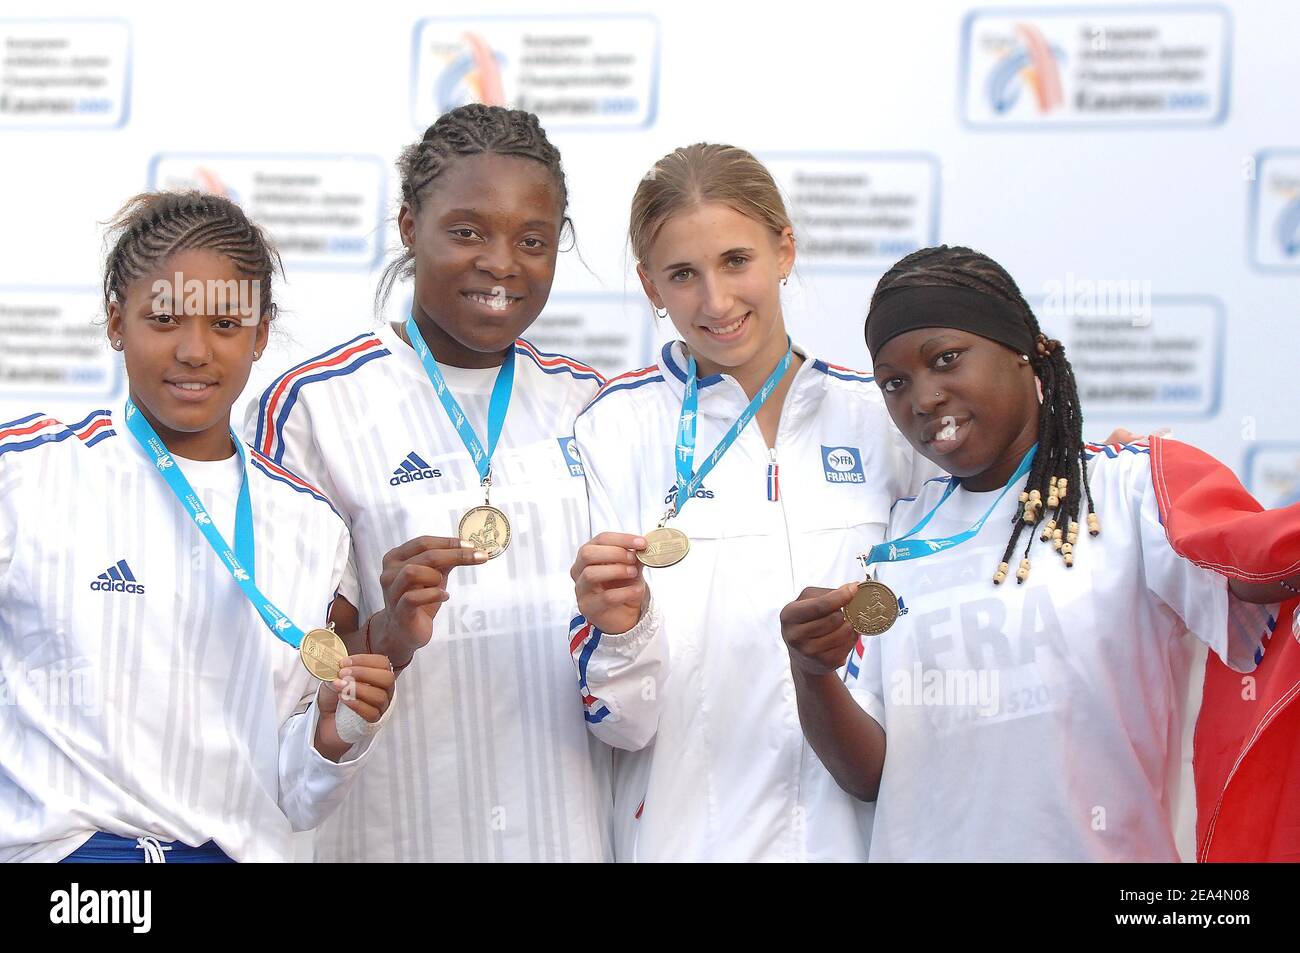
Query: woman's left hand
313,654,396,760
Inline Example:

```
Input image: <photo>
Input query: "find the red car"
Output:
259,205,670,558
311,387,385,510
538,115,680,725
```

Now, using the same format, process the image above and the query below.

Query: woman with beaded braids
780,245,1299,862
0,192,401,863
248,104,611,862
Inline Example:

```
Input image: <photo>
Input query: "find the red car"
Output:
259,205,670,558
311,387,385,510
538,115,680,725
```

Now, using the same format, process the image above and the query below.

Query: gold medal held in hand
459,504,511,559
300,625,348,681
842,576,900,636
636,526,690,569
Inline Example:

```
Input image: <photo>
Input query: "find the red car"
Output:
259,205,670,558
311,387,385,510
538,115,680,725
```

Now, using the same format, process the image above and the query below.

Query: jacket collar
657,339,835,426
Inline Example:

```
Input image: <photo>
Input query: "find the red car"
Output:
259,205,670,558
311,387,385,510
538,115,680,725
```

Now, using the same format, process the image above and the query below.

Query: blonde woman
568,144,932,861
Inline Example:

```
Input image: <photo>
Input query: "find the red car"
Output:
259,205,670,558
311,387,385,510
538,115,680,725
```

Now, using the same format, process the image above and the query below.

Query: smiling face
399,152,563,367
636,202,794,380
872,327,1040,490
106,247,268,460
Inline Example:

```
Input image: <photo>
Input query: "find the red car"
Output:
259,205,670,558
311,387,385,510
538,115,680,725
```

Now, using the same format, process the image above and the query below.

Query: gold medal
300,625,347,681
842,577,900,636
459,504,511,559
636,526,690,568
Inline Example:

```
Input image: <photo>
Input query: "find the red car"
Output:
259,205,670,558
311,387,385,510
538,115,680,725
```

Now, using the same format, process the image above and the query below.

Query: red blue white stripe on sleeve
514,339,606,384
0,409,115,456
255,334,390,464
577,365,664,420
569,614,611,724
248,447,344,521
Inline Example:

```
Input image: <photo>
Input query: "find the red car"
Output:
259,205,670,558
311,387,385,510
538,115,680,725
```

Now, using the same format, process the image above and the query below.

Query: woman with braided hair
0,191,403,862
248,104,612,862
780,245,1299,861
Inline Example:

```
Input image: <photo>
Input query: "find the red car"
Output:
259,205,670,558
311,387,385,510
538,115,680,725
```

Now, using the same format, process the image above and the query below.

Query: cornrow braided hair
376,103,570,312
870,245,1101,587
103,190,281,321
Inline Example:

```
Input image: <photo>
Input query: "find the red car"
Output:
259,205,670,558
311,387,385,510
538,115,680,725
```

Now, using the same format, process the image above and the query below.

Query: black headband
866,284,1036,361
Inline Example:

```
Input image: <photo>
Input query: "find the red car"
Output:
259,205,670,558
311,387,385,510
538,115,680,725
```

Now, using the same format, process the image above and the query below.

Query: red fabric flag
1147,436,1300,862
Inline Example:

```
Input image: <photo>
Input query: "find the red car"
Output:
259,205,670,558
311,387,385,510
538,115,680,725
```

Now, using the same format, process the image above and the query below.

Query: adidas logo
90,559,145,595
390,451,442,486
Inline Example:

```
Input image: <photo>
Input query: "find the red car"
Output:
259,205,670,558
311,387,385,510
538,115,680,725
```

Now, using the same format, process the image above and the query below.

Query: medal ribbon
405,315,514,485
671,339,794,518
863,444,1037,567
123,398,307,649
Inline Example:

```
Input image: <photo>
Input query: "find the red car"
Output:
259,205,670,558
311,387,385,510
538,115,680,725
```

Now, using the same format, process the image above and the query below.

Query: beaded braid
102,190,281,320
869,245,1101,586
375,103,569,312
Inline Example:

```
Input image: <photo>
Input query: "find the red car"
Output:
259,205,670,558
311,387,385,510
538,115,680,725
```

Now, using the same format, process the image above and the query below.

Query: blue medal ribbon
123,399,307,649
669,339,794,520
863,444,1037,568
405,315,514,488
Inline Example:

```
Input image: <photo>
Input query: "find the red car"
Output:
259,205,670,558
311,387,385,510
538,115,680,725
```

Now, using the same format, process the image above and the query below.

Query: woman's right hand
780,583,862,678
571,532,649,635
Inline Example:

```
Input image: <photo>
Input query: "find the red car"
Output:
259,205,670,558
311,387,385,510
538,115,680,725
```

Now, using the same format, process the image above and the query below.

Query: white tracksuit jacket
569,341,932,862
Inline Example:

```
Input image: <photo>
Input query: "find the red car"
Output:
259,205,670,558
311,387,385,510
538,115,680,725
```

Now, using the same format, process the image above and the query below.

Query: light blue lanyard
864,444,1037,567
405,315,514,485
123,399,306,649
670,339,794,518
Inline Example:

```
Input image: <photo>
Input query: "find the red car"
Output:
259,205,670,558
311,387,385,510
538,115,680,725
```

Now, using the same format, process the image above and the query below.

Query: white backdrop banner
1,0,1297,504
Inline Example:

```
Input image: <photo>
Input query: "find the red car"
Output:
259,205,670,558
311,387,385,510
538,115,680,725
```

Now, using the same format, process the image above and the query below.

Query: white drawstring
135,836,172,863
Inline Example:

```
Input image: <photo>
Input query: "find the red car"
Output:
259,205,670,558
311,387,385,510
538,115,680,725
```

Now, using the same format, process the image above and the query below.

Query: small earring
654,306,668,319
1021,353,1031,362
780,275,788,287
253,350,260,360
113,339,123,351
935,392,942,399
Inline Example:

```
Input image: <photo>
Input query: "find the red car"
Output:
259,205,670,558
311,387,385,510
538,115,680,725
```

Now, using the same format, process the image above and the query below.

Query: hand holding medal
571,531,650,635
780,584,865,677
839,445,1039,637
315,652,397,745
367,535,489,667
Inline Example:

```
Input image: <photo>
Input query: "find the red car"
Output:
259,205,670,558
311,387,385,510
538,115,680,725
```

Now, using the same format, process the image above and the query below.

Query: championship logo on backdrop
763,154,940,272
961,6,1230,127
984,24,1065,115
1037,295,1223,420
411,15,660,131
1250,151,1300,271
0,288,121,403
1245,445,1300,509
436,33,508,111
0,19,131,129
148,154,386,270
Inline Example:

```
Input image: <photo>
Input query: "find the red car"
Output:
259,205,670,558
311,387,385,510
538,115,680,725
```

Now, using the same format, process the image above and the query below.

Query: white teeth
704,314,747,335
936,416,958,441
467,292,515,311
173,382,210,391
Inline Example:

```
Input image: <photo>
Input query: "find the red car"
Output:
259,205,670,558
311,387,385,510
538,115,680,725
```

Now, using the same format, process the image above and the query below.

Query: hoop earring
654,306,668,319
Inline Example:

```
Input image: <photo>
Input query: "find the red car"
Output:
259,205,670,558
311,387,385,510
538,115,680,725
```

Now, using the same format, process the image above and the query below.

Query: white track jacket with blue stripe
570,341,933,862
